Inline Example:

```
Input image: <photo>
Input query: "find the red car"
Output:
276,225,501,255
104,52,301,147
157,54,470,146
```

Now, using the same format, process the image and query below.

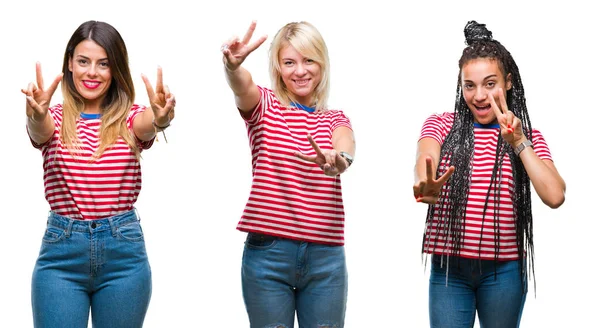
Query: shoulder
422,111,454,126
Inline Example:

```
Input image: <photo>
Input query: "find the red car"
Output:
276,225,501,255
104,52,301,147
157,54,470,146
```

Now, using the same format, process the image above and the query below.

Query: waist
47,209,139,233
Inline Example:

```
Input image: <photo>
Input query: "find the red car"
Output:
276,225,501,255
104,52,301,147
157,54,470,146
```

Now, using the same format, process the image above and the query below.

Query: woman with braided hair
413,21,565,327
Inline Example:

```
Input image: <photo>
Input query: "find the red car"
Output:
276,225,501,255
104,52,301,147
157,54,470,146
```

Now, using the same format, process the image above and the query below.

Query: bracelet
152,119,170,130
513,140,532,156
152,119,170,143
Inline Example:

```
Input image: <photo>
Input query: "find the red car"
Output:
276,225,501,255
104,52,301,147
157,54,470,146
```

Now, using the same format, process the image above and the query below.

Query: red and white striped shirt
237,86,352,245
30,104,152,220
420,112,552,260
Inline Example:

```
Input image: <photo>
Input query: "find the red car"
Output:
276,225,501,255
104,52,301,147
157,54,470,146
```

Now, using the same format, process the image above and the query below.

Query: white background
1,0,596,327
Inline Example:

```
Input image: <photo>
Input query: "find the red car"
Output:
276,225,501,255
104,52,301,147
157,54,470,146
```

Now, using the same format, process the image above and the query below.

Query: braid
423,21,535,292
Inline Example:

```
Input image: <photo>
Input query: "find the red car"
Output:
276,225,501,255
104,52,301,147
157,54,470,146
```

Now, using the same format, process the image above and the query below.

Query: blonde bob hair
61,20,138,159
269,22,330,112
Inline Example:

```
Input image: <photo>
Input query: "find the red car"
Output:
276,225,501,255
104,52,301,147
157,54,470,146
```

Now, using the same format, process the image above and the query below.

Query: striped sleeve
29,104,62,150
331,110,352,131
530,128,552,161
241,85,276,126
127,104,154,150
418,112,454,144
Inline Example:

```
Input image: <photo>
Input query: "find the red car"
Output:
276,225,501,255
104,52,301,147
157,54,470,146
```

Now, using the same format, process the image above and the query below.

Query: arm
222,21,267,113
224,66,261,112
27,110,55,145
489,89,566,209
512,139,566,208
22,62,62,145
133,67,175,142
413,137,455,204
332,126,355,158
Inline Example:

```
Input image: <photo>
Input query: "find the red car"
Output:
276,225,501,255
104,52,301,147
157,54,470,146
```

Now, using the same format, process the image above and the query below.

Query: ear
505,73,512,91
68,56,73,72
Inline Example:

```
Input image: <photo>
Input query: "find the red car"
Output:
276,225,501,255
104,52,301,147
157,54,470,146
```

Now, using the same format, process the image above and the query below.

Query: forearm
133,108,168,142
517,146,565,208
27,112,55,145
332,127,355,157
414,138,441,184
225,66,259,112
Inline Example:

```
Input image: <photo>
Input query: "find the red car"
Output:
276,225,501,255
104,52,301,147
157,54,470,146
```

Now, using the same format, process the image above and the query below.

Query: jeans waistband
47,209,139,236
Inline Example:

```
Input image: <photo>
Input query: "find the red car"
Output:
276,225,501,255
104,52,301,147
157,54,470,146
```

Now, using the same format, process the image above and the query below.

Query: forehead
461,58,503,81
279,43,303,59
73,39,107,57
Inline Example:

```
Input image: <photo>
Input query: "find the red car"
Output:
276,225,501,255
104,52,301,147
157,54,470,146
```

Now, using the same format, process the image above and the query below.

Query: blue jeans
429,255,527,328
241,233,348,328
31,210,152,328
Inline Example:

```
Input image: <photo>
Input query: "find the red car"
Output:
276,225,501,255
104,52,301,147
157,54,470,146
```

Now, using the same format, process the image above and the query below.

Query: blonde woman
24,20,174,328
222,21,356,328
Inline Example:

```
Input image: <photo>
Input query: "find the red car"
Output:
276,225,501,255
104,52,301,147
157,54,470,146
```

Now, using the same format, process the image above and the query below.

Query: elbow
544,191,565,209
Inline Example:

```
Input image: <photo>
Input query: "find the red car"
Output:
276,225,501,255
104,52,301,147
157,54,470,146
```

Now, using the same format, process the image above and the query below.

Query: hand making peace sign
142,66,175,127
294,134,348,177
489,88,527,146
414,157,455,204
21,62,63,122
222,21,268,72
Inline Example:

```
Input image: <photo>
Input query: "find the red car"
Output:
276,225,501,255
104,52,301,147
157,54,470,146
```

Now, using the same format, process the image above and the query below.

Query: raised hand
142,66,175,127
414,157,455,204
294,134,348,177
21,62,63,122
489,88,526,146
221,21,267,71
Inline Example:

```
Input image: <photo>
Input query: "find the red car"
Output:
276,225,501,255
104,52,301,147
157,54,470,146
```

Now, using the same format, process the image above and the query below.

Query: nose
87,65,98,77
474,87,487,102
295,63,307,76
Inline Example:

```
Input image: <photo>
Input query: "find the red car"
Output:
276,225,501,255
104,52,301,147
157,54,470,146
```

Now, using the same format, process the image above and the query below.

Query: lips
83,80,101,89
475,104,491,111
294,79,310,86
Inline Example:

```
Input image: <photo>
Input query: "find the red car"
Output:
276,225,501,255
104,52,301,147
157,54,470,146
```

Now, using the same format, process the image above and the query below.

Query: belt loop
108,217,117,237
133,207,141,221
65,219,74,238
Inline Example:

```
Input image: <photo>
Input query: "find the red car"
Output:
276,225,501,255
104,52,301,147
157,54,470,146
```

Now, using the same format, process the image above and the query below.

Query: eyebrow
75,54,109,61
463,74,498,83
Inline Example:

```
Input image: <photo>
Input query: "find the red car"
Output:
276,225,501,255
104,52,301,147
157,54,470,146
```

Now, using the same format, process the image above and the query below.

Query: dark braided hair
423,21,534,292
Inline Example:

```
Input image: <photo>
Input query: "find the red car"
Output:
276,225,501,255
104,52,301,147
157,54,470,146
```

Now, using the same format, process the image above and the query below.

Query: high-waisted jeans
31,210,152,328
242,233,348,328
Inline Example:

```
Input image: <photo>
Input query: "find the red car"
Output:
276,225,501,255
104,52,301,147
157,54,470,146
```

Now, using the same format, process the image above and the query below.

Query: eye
463,83,473,90
77,59,88,65
305,58,315,64
99,61,109,68
283,60,294,66
486,81,496,88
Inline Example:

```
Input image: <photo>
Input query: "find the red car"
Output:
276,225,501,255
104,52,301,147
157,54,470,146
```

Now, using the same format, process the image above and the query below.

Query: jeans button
91,222,97,229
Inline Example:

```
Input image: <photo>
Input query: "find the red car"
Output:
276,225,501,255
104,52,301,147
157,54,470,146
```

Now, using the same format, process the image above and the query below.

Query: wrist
152,118,170,130
513,139,533,156
510,136,528,149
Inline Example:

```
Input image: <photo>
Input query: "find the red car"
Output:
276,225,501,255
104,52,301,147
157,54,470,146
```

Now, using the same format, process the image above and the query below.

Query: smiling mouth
475,104,491,111
83,81,100,89
294,79,310,86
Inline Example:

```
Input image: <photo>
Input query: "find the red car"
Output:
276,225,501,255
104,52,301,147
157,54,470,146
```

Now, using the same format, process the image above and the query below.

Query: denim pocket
42,226,66,244
117,221,144,242
245,233,278,250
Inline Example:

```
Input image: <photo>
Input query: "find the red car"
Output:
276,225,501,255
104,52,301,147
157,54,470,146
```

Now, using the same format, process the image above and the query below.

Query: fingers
436,166,455,185
425,156,434,181
155,66,164,93
488,92,504,123
307,134,324,156
36,62,44,91
294,151,317,163
241,21,257,45
141,74,156,102
46,73,64,97
246,35,267,54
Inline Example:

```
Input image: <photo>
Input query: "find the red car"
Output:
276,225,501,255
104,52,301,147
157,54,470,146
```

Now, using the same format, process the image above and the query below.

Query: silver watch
514,140,533,156
339,151,354,167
